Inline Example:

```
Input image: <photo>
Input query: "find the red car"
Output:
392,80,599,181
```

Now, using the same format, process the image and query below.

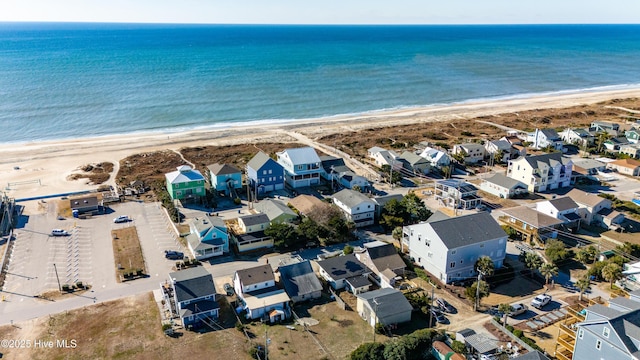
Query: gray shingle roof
364,242,406,273
428,212,507,249
489,140,512,151
399,151,428,165
346,275,371,289
169,267,217,303
236,264,275,287
548,197,579,211
239,213,270,227
426,210,451,223
540,128,561,140
316,254,370,280
320,155,351,174
278,260,323,299
333,189,374,209
179,299,220,318
254,199,297,222
373,194,404,208
357,288,413,321
520,153,571,170
483,174,527,190
208,163,241,176
500,206,563,229
514,351,551,360
247,151,279,171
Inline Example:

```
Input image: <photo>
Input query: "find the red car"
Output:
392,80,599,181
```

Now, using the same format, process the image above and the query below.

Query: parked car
509,303,528,317
430,308,447,324
531,294,552,309
436,298,456,313
164,250,184,260
51,229,69,236
113,215,130,223
223,283,234,296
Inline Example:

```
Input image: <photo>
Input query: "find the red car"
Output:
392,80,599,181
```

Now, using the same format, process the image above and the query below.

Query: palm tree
498,303,513,327
539,263,559,287
576,246,597,265
523,252,543,278
596,131,611,153
475,256,495,277
576,276,591,302
602,263,623,289
392,226,404,252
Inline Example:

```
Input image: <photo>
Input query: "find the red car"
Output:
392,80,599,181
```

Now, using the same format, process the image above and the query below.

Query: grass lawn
112,226,146,282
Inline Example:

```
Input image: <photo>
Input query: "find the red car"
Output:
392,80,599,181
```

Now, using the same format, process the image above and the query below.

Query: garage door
263,185,274,192
275,183,284,190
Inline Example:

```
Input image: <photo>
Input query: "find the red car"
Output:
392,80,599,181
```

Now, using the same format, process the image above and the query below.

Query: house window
460,260,463,264
603,327,610,338
265,282,269,286
596,340,602,350
450,262,456,268
263,170,267,175
269,169,272,174
451,250,456,255
480,244,484,248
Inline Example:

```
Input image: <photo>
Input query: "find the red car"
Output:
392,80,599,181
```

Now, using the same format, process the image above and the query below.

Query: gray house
166,267,219,327
356,288,413,328
403,212,507,284
573,294,640,360
278,260,323,303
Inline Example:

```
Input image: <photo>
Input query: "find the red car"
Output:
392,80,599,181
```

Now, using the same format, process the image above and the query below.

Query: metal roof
165,165,205,184
279,147,321,165
465,333,498,354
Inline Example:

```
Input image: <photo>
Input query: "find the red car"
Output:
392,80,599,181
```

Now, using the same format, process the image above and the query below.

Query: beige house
607,158,640,176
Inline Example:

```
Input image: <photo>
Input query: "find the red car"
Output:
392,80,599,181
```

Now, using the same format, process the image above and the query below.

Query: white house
560,128,595,147
527,128,563,150
506,153,573,192
332,189,376,228
419,147,451,169
320,155,370,191
480,173,528,199
233,264,291,322
434,179,482,209
315,254,372,293
276,147,322,188
368,147,400,167
356,288,413,328
403,212,507,284
355,241,406,288
452,143,485,164
535,197,582,227
620,144,640,159
566,188,620,228
485,140,512,163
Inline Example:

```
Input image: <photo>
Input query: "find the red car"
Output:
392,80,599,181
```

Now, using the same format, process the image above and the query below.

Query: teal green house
165,165,206,202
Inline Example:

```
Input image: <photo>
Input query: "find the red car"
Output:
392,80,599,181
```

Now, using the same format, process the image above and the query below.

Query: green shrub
506,325,514,333
61,284,71,292
162,323,172,331
235,322,245,332
233,197,242,205
513,329,523,338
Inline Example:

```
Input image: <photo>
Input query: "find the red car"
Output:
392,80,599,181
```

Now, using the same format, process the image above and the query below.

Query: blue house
186,215,229,260
165,267,219,327
246,151,285,197
208,163,242,197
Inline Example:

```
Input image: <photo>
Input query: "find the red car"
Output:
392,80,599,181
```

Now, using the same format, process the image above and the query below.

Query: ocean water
1,23,639,143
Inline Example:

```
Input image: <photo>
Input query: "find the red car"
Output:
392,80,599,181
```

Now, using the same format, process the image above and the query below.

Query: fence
490,318,536,353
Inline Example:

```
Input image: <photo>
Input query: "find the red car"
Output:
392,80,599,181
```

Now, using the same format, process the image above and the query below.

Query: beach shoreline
2,87,640,203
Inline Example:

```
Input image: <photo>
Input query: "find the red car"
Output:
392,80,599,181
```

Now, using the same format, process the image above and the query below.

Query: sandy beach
2,87,640,202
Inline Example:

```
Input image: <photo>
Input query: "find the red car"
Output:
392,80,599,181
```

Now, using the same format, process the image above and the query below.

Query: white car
509,303,528,317
113,215,130,223
51,229,69,236
531,294,552,309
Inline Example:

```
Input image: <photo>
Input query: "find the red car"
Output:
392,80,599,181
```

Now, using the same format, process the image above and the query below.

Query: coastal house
485,140,513,163
355,240,405,288
418,146,451,169
560,128,595,147
527,128,563,150
207,163,242,197
498,206,563,243
452,143,486,164
165,165,206,202
536,197,582,228
567,189,623,229
186,215,229,260
231,213,273,253
278,260,323,303
233,264,291,322
434,179,482,210
368,146,400,168
590,120,620,132
571,291,640,360
604,137,630,152
315,254,372,293
356,288,413,328
165,267,219,327
276,147,322,188
287,194,331,216
626,127,640,144
620,144,640,159
506,152,573,192
572,158,606,177
479,173,528,199
372,194,404,220
398,151,431,174
246,151,285,197
332,189,376,228
253,199,298,224
607,158,640,176
402,212,507,284
500,136,527,157
320,155,369,191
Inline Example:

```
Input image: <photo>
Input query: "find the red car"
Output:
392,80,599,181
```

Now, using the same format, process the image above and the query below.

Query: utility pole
373,298,379,342
265,326,269,360
475,271,482,311
53,263,62,292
